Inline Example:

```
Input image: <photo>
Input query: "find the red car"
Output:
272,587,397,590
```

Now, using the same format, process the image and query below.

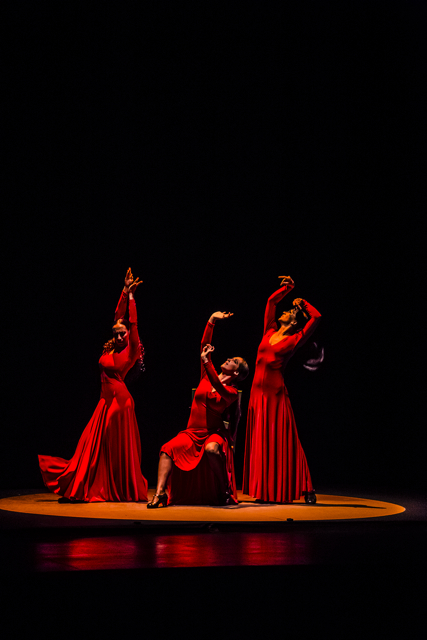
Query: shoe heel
147,493,168,509
304,491,317,504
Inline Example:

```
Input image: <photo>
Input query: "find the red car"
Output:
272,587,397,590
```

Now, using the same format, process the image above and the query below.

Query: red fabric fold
162,431,238,505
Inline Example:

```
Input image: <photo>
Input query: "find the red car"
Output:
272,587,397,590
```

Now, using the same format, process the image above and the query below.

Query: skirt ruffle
161,429,238,505
39,397,148,502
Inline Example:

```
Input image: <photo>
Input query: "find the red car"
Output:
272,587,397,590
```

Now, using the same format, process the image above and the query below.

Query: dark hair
102,318,130,355
278,308,324,372
292,308,308,332
101,317,146,383
292,311,324,372
114,317,130,330
125,340,146,385
236,358,249,382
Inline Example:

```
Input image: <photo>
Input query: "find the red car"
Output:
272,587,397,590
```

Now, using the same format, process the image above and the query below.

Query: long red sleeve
127,297,140,363
200,321,215,380
263,283,295,334
114,289,128,321
294,301,321,350
202,359,238,404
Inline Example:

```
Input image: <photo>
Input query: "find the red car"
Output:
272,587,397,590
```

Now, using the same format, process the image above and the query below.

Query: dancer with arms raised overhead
243,275,321,504
38,268,148,503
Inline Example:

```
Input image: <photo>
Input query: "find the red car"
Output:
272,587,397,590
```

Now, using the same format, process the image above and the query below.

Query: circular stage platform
0,490,405,522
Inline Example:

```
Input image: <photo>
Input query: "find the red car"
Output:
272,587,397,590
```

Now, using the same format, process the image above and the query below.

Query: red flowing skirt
38,396,148,502
161,429,238,505
243,384,313,503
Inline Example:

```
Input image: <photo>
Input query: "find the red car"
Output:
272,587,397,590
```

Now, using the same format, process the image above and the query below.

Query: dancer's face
113,322,129,350
278,308,298,325
221,357,242,377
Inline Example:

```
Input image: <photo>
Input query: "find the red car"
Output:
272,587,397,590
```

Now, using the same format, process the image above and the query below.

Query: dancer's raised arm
263,276,295,334
201,344,238,403
199,311,233,380
114,268,135,321
121,278,143,373
292,298,321,350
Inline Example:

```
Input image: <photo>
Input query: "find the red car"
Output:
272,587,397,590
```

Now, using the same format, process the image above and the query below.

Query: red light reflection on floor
34,532,315,571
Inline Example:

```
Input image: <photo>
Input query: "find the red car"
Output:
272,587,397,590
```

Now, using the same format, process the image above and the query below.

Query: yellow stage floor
0,490,405,522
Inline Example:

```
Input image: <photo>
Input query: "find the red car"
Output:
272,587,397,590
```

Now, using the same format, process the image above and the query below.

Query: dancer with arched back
38,269,148,503
243,276,321,503
148,311,249,508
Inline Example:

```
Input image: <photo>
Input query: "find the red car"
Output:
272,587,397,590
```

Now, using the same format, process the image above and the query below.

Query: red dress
242,283,321,503
161,321,239,505
38,290,148,502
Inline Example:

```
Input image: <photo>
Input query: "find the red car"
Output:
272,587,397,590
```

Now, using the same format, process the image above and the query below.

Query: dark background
4,2,425,495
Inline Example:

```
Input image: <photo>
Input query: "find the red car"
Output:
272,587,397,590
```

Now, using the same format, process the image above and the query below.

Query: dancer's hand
124,268,134,292
129,277,142,296
293,298,309,319
279,275,294,287
293,298,305,310
201,344,215,362
209,311,234,323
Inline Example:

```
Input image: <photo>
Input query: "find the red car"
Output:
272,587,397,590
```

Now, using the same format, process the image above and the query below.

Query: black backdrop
4,2,425,494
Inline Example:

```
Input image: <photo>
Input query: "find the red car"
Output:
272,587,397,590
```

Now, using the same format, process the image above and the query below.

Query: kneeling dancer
148,311,249,508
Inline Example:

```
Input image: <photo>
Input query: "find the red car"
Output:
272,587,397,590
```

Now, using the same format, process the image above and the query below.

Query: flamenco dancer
147,311,249,508
242,275,321,504
38,269,148,503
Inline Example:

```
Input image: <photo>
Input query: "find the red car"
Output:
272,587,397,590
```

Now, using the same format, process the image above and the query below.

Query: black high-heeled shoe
217,489,234,506
147,493,168,509
304,490,317,504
